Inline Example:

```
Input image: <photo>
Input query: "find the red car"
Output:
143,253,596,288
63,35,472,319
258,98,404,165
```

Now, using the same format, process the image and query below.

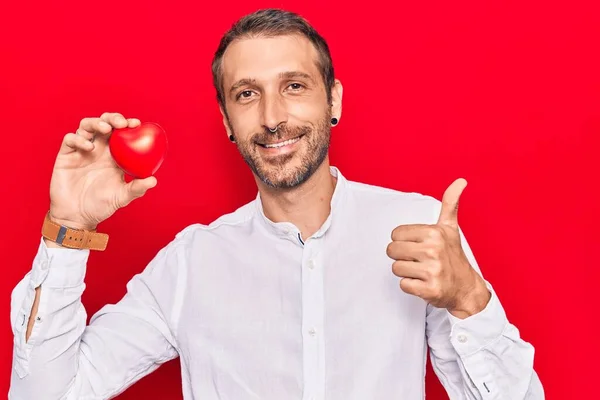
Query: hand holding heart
386,179,490,318
48,112,165,231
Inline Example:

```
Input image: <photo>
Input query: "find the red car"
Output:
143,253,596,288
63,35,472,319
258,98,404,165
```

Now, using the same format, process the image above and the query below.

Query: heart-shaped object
109,122,168,179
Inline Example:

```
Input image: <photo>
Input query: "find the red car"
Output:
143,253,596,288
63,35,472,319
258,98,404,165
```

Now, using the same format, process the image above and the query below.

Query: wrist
449,273,491,319
42,211,109,251
48,211,97,231
44,237,67,248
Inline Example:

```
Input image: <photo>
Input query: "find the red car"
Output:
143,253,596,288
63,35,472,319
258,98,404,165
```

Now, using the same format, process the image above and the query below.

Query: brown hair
211,8,335,110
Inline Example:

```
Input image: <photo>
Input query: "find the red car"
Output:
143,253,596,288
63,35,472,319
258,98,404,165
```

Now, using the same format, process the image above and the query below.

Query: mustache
252,124,311,144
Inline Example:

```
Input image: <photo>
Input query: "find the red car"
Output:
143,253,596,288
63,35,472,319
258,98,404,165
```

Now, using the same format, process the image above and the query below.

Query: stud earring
331,117,338,126
229,134,235,142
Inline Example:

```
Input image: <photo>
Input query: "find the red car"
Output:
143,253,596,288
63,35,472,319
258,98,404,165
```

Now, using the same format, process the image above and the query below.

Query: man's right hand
48,112,158,233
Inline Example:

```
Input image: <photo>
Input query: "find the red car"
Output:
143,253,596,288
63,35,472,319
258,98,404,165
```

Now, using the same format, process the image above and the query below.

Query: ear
330,79,343,122
219,105,233,139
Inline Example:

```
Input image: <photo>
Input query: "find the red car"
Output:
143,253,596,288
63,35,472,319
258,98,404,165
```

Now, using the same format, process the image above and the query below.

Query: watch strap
41,212,109,251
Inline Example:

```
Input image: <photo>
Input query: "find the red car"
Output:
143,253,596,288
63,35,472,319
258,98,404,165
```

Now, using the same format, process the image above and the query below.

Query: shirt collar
254,166,348,241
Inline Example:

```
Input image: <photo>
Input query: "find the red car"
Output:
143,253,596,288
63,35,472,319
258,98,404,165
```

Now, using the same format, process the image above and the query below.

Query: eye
287,82,304,91
237,90,255,101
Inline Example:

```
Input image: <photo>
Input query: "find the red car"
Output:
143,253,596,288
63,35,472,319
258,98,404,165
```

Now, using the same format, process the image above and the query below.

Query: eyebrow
229,78,256,94
278,71,315,83
229,71,316,94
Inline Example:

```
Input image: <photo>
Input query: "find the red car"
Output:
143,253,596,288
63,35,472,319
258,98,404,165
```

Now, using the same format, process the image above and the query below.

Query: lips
256,134,304,148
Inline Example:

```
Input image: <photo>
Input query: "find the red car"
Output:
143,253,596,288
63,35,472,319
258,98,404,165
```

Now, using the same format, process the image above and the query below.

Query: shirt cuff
446,281,508,356
30,237,90,288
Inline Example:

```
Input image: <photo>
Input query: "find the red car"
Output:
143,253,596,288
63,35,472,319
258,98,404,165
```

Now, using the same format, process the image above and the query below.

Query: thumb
437,178,467,228
120,176,158,206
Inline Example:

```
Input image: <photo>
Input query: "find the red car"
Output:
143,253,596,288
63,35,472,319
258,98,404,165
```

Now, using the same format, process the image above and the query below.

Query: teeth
264,137,300,148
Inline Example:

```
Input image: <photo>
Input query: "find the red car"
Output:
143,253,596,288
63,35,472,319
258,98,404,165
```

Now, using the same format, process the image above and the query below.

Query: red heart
109,122,168,179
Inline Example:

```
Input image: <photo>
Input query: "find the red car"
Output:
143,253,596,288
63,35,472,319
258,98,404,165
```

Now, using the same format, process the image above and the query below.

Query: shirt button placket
301,242,325,400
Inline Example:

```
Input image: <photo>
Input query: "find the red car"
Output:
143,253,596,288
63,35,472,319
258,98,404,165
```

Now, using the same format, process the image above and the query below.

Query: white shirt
9,167,544,399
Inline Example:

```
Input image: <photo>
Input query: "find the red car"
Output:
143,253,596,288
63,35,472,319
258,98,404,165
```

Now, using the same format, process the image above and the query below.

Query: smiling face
219,34,342,189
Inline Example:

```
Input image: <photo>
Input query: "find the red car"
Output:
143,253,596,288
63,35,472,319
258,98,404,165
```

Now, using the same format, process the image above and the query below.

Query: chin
255,156,317,189
240,130,330,190
259,165,309,189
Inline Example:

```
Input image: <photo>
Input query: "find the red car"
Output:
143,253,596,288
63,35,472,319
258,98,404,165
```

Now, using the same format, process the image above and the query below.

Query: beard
231,110,332,189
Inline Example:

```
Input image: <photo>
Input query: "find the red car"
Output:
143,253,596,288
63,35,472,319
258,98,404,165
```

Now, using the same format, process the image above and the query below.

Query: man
9,8,544,400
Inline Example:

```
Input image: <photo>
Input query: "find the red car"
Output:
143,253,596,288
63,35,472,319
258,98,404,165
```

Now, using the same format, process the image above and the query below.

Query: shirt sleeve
425,224,545,400
9,236,184,400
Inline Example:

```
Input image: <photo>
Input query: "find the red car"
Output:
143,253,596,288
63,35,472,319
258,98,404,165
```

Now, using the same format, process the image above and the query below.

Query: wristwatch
41,212,109,251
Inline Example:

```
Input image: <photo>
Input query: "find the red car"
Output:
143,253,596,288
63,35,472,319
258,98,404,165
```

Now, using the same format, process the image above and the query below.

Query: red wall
1,1,597,398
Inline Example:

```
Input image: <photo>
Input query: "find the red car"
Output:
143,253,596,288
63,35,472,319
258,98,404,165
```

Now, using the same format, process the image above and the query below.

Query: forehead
221,34,320,86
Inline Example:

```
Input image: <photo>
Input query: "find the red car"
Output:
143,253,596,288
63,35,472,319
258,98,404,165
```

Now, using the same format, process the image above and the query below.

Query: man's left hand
386,178,491,319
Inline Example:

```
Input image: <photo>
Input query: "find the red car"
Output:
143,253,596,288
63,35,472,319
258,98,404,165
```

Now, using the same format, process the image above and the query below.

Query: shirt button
307,259,315,269
457,334,468,343
308,328,317,336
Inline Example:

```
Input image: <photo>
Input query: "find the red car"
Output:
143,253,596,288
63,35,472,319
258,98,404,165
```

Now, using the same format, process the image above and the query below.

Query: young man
10,8,544,400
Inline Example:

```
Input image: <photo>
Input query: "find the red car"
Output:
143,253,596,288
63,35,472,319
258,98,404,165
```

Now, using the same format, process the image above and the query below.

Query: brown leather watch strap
41,212,109,251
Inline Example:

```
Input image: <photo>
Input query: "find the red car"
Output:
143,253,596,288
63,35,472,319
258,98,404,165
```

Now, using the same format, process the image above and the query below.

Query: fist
386,178,490,318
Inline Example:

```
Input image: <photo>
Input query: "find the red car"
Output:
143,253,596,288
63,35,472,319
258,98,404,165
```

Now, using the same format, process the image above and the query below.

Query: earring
229,134,235,142
331,117,338,126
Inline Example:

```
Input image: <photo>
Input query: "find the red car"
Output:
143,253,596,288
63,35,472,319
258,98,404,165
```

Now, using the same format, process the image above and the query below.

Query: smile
257,135,303,148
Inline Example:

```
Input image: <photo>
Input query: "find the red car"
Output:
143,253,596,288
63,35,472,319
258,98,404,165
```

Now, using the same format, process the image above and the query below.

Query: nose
260,91,288,132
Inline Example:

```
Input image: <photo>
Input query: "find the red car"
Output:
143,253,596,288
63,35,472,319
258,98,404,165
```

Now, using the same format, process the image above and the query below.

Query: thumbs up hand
386,179,491,319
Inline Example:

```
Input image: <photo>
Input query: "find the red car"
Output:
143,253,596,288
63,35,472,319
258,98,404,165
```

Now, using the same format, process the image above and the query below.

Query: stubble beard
232,110,332,190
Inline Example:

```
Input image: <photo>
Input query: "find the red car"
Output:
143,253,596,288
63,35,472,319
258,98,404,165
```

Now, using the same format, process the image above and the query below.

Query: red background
1,0,598,399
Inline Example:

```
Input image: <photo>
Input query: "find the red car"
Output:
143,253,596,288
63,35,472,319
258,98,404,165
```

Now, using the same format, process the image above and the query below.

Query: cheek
288,106,325,126
229,110,258,139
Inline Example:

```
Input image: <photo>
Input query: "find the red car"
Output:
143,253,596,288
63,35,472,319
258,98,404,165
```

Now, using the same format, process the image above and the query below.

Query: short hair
211,8,335,109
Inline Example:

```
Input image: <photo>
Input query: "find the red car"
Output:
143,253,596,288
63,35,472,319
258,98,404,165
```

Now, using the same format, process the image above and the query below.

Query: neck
257,160,336,240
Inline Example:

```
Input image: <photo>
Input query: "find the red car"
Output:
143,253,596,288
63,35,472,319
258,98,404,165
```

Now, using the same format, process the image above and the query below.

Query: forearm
448,324,543,399
26,287,41,342
10,239,90,399
427,226,546,399
24,238,64,341
23,236,82,341
429,284,545,399
10,235,183,400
